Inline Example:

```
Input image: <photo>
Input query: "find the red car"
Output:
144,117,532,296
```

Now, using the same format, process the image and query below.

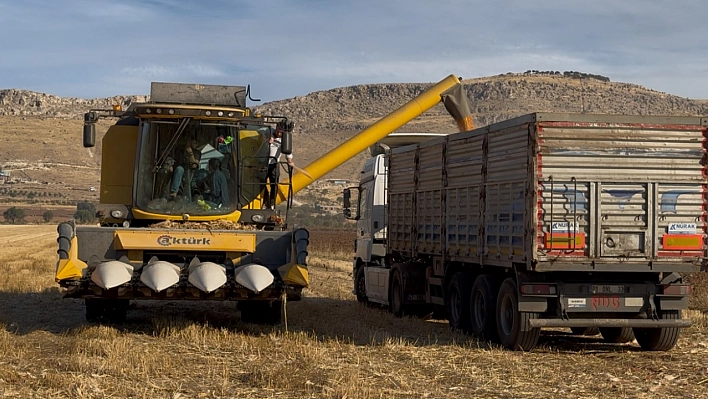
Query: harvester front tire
85,299,128,324
496,278,540,351
599,327,635,344
633,310,681,351
239,300,283,325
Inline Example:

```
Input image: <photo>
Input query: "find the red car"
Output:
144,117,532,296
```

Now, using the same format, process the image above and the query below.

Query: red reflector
521,284,553,295
662,284,691,296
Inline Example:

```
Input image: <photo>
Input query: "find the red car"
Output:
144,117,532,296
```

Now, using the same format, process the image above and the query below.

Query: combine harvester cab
56,75,474,325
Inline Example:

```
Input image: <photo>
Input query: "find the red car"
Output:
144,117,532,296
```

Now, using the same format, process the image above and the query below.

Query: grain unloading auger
55,75,472,324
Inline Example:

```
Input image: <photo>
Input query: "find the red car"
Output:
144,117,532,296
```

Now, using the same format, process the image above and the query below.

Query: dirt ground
0,225,706,398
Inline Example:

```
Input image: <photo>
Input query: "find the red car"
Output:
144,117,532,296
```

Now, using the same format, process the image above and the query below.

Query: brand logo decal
157,235,211,246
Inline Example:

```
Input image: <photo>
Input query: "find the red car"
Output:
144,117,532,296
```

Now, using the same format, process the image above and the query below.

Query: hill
1,72,707,205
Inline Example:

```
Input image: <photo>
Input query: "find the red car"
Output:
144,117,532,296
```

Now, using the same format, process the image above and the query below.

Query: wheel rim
473,291,485,329
450,287,462,325
500,294,514,336
357,271,366,298
392,280,401,312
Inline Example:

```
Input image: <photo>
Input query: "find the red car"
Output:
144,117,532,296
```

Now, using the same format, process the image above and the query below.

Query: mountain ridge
1,72,707,190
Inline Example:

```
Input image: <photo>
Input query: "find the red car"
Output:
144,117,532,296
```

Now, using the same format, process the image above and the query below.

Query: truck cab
344,134,449,304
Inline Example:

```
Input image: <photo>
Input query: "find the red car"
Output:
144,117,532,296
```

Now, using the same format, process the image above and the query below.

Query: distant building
324,178,355,185
0,170,10,182
315,204,340,214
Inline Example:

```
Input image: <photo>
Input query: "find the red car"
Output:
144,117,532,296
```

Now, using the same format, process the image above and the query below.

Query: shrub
3,207,25,224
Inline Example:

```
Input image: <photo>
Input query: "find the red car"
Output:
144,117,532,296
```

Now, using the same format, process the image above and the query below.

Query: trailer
345,112,706,350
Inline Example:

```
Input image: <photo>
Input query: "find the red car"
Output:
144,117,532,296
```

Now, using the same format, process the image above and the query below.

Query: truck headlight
251,214,264,222
110,210,124,219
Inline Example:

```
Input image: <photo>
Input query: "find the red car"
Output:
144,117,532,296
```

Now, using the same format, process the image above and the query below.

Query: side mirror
281,131,292,155
83,124,96,148
343,188,351,209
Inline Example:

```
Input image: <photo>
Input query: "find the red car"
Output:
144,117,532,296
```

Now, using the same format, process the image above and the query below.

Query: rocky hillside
0,90,148,118
3,71,707,131
2,72,708,181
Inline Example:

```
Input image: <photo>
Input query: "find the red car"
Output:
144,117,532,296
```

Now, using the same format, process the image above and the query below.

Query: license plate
591,285,625,294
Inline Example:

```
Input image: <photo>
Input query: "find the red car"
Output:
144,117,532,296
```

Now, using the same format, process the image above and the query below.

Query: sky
1,0,707,102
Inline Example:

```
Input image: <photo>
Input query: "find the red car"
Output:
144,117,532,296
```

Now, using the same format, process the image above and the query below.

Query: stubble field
0,225,707,398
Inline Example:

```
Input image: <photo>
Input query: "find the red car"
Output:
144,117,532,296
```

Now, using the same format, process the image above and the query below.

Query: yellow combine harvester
55,75,472,324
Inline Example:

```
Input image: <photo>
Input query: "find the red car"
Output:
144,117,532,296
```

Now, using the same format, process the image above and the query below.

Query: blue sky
1,0,706,102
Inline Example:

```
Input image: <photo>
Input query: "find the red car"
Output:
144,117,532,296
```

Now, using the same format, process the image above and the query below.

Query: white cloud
0,0,707,100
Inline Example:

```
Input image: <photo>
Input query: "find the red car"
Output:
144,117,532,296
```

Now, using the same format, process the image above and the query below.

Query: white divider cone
187,257,227,293
91,259,134,289
140,256,181,292
234,263,274,293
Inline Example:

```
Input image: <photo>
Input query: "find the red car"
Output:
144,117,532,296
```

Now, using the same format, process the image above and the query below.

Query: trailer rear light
156,108,162,114
662,284,691,296
168,109,175,115
145,108,152,114
217,111,224,117
521,284,556,295
205,110,212,116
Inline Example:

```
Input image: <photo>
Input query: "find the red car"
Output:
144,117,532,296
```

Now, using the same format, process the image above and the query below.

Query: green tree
74,201,97,224
42,210,54,223
3,207,25,224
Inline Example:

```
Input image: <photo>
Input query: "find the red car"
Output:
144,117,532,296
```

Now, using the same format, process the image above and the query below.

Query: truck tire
496,278,540,351
389,270,405,317
355,266,368,304
85,298,128,324
633,310,681,351
470,274,499,341
239,301,282,325
599,327,634,344
446,272,472,333
571,327,600,336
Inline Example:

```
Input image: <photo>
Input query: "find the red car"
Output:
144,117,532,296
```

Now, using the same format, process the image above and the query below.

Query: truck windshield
135,119,240,216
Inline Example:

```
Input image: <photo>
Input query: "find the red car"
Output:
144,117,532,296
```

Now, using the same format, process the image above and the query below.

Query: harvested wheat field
0,225,706,398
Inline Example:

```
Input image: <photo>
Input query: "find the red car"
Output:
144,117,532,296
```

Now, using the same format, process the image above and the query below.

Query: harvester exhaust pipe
140,257,181,292
234,264,274,293
187,257,227,293
267,74,473,206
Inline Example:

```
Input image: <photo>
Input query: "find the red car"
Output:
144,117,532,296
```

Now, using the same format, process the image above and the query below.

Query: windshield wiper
154,117,192,172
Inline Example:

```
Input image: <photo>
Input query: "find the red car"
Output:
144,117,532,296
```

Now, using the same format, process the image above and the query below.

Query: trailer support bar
528,318,691,328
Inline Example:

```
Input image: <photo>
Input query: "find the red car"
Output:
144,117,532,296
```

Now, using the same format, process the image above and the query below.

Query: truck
345,112,706,351
56,75,473,325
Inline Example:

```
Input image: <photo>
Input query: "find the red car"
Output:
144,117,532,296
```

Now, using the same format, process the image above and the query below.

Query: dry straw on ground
0,225,706,398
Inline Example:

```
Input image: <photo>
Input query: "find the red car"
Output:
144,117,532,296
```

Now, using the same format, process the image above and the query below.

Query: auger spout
270,74,472,206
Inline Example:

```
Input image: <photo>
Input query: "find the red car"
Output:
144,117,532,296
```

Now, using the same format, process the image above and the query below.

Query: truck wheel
470,274,499,341
496,278,540,351
85,299,128,324
446,272,472,333
570,327,600,336
389,270,405,317
633,310,681,351
239,301,283,325
355,266,368,303
599,327,634,344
